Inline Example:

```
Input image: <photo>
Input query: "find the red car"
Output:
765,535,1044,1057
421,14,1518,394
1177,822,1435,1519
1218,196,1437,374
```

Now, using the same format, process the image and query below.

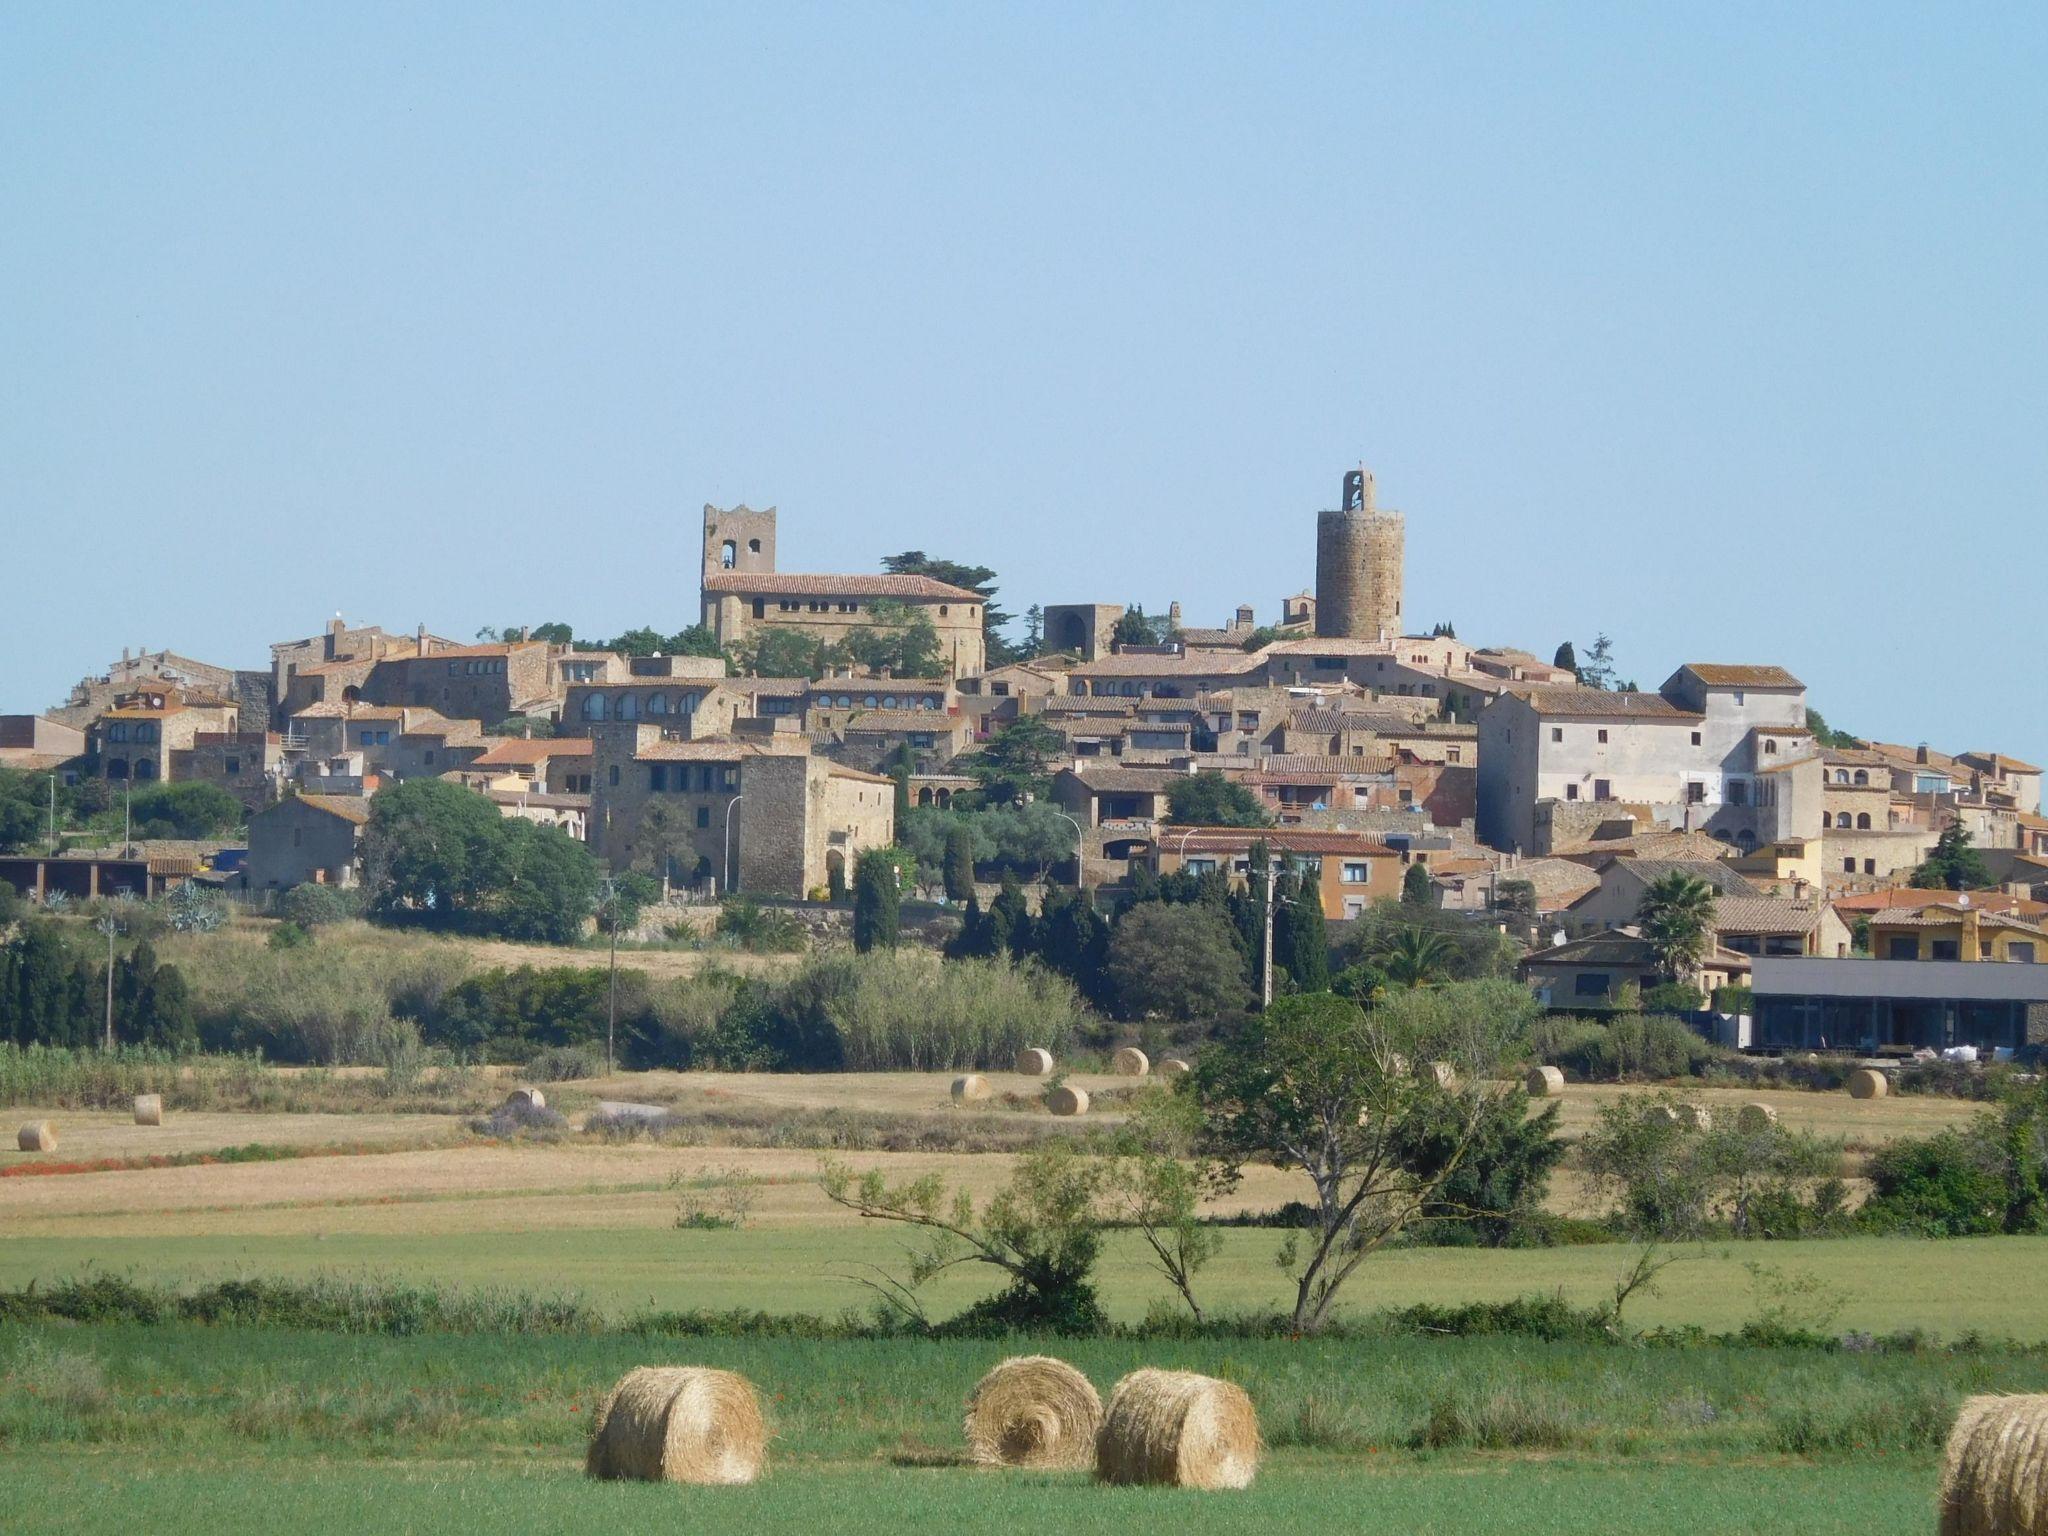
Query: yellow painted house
1867,903,2044,965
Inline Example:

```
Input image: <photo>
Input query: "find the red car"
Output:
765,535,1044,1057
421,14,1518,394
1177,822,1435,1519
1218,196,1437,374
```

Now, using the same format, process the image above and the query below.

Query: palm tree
1378,927,1456,989
1637,871,1717,982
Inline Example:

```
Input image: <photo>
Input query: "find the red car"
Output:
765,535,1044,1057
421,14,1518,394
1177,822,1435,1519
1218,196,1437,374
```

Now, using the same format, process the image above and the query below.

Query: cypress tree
852,849,900,953
943,822,976,903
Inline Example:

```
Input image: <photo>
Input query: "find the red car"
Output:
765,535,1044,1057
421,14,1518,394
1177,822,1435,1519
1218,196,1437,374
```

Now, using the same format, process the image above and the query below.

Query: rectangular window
2011,943,2036,963
648,765,666,791
1551,727,1563,743
1864,859,1876,875
1446,748,1460,763
1593,779,1610,800
1844,858,1856,873
1565,783,1579,801
695,807,710,829
1573,973,1611,997
1342,862,1370,883
1685,781,1705,804
225,757,240,775
1597,729,1609,744
1691,731,1702,746
1931,939,1960,961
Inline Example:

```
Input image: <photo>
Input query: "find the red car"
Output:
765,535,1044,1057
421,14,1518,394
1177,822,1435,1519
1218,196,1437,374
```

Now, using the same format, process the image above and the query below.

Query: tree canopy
1164,771,1269,827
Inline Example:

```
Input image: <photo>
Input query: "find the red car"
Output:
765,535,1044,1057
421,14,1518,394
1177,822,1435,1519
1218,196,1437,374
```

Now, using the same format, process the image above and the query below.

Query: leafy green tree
1494,879,1537,919
0,921,96,1047
1331,960,1386,1006
1189,991,1506,1331
942,822,976,902
821,1139,1108,1333
126,782,243,839
1112,607,1165,647
490,819,599,945
1020,603,1044,659
988,872,1035,959
1911,820,1991,891
1578,632,1617,691
880,551,1017,666
1553,640,1578,676
852,848,900,953
1033,885,1109,999
1342,900,1518,982
841,600,946,678
732,627,825,678
1164,771,1270,827
0,772,44,852
1105,902,1248,1021
1636,870,1718,982
363,779,508,923
963,717,1064,804
981,800,1076,880
1805,708,1861,750
1393,1093,1566,1246
1401,861,1433,906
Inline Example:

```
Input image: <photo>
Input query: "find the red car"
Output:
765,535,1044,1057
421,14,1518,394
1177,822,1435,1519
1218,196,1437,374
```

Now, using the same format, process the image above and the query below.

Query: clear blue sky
3,4,2042,765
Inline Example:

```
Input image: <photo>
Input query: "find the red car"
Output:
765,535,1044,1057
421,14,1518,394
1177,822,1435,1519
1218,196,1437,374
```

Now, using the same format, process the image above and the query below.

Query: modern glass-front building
1752,957,2048,1054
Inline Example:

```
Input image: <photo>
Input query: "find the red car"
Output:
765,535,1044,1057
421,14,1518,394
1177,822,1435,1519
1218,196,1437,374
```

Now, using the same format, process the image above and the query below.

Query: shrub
1105,903,1248,1022
799,949,1084,1072
715,898,806,953
1532,1012,1720,1081
278,884,360,928
523,1042,605,1081
1861,1130,2007,1236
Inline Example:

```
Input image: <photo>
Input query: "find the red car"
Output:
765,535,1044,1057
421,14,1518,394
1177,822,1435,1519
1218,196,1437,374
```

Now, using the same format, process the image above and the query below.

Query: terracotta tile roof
1713,896,1822,935
1164,827,1396,855
1071,651,1269,678
407,642,540,660
840,710,968,734
1520,688,1701,719
1555,829,1735,863
1833,889,2048,918
1610,859,1760,896
1870,906,2046,935
634,740,766,763
1265,638,1394,657
827,763,896,785
1679,663,1803,688
1246,754,1396,776
296,794,372,825
1957,751,2044,776
722,677,811,696
471,738,595,766
1500,858,1604,908
703,571,983,601
1059,767,1183,794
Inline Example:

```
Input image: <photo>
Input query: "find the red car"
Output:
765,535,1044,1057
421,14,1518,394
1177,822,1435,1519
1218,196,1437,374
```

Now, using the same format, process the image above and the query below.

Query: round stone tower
1314,468,1404,642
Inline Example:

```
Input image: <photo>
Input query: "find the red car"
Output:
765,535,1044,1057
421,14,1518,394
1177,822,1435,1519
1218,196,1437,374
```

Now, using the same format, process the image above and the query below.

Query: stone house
831,710,973,775
1150,826,1404,919
563,678,744,738
452,738,596,796
170,731,290,812
698,505,987,678
1476,664,1820,856
287,706,483,782
245,794,370,893
88,688,240,785
1068,649,1269,700
587,729,894,898
1519,931,1750,1009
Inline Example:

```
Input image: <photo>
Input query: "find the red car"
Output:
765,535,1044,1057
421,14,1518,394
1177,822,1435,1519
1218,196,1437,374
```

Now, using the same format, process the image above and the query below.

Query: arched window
882,695,897,709
721,540,737,568
647,693,668,715
106,760,129,780
1857,813,1872,829
1853,770,1869,786
679,692,697,715
616,693,639,720
939,605,949,617
135,759,158,781
1736,829,1757,850
1764,739,1778,755
1834,769,1849,784
581,694,606,721
864,695,878,709
1835,811,1852,828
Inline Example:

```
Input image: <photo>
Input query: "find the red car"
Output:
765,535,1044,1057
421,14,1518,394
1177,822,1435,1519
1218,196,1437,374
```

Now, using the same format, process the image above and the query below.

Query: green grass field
5,1228,2047,1338
6,1322,2036,1535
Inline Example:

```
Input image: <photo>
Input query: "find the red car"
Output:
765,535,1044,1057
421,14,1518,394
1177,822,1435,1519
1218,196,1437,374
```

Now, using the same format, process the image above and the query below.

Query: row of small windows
746,599,979,620
647,764,740,793
580,692,703,722
103,759,158,781
1831,768,1873,785
1833,811,1876,829
448,659,506,676
106,723,159,743
817,695,941,711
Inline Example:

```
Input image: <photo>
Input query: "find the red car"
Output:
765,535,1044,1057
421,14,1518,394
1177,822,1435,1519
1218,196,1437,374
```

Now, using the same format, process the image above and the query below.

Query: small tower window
721,540,737,568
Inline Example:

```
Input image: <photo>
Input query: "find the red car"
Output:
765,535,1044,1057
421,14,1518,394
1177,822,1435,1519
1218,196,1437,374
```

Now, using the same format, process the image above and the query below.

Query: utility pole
1261,855,1278,1010
123,781,133,858
99,914,117,1050
605,883,618,1078
47,774,57,853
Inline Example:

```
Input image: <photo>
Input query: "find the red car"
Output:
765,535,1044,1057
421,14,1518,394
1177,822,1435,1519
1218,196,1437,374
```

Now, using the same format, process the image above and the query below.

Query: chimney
1917,743,1930,764
417,624,430,657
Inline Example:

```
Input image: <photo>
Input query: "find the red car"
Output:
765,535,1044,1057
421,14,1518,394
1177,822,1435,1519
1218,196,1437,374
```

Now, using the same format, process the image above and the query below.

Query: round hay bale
133,1094,163,1127
1045,1085,1090,1117
1096,1368,1261,1490
16,1121,56,1153
1738,1102,1780,1132
951,1074,992,1103
964,1355,1102,1468
1112,1046,1150,1077
1015,1048,1055,1077
1847,1068,1889,1101
1673,1104,1712,1131
1157,1057,1192,1080
1526,1065,1565,1097
1937,1392,2048,1536
585,1366,766,1485
506,1086,546,1112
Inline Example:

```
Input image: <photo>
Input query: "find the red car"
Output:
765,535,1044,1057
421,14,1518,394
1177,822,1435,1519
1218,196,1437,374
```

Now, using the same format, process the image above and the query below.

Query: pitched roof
1956,751,2044,776
1869,906,2047,935
470,738,594,766
1499,858,1604,908
634,740,767,762
1071,651,1269,678
1164,827,1396,855
840,710,968,734
1245,753,1396,776
721,676,811,696
1518,688,1700,720
1713,896,1822,936
1059,767,1184,794
702,571,983,601
1679,663,1804,688
295,794,372,825
1611,859,1759,896
1523,932,1657,968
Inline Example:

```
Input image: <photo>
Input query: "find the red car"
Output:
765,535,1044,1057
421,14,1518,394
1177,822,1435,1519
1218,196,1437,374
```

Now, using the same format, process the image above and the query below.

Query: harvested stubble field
2,1324,2038,1535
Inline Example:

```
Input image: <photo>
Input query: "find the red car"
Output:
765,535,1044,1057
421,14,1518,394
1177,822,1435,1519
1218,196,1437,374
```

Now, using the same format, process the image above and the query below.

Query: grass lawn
3,1228,2047,1337
0,1457,1944,1536
5,1324,2018,1535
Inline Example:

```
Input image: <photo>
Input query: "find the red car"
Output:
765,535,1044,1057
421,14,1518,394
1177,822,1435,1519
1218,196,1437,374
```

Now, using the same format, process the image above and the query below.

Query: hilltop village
4,468,2044,1056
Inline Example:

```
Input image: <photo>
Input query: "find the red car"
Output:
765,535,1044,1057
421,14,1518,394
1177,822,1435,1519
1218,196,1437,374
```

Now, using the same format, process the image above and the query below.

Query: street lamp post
721,794,744,897
1046,808,1086,892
